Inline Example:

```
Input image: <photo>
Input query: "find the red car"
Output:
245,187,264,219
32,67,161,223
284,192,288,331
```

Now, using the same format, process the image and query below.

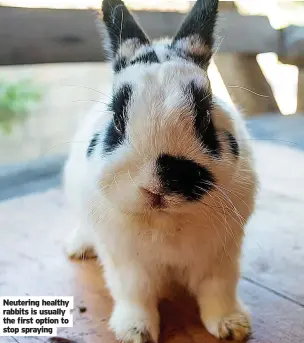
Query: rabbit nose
141,188,163,208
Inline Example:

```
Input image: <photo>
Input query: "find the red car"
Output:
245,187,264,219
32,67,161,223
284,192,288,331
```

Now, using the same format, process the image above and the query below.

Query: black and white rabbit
64,0,257,341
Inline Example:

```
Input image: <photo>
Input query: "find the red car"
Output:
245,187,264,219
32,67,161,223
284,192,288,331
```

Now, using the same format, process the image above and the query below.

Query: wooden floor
1,141,304,343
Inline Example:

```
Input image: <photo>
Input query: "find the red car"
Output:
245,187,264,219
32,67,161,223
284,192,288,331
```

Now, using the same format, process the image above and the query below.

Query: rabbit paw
109,303,158,343
205,311,251,341
64,229,97,260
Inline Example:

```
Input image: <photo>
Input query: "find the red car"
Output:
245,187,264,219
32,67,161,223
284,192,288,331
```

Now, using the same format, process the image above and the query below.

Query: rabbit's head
92,0,241,215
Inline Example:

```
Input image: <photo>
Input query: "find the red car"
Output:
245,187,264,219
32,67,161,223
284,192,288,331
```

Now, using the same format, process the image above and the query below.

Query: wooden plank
279,26,304,58
0,7,105,65
214,11,279,54
297,68,304,112
2,275,304,343
243,142,304,305
0,6,279,65
277,25,304,114
213,54,280,115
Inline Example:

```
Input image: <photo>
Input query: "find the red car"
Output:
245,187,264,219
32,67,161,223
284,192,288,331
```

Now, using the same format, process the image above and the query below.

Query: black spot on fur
171,47,211,69
103,121,124,154
225,131,239,157
187,81,221,157
87,133,100,157
187,51,212,69
113,49,159,72
130,50,159,65
114,57,127,73
102,0,149,59
156,154,215,201
103,84,133,153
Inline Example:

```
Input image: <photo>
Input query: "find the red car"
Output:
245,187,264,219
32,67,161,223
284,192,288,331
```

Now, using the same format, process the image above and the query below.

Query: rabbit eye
186,81,220,158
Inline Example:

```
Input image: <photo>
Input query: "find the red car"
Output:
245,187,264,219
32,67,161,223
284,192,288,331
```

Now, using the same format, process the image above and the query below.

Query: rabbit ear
171,0,219,69
102,0,150,71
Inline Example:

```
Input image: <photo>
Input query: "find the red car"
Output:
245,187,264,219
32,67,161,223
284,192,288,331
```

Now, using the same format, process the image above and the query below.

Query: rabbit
63,0,258,342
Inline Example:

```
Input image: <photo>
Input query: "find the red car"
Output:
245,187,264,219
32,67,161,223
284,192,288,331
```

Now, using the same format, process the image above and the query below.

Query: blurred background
0,0,303,200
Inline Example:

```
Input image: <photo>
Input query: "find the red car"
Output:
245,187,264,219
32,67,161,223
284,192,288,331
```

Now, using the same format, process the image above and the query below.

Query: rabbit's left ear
102,0,150,72
171,0,219,69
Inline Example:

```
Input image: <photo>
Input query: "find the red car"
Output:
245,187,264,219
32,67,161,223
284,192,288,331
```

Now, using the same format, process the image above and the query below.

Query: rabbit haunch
63,0,257,342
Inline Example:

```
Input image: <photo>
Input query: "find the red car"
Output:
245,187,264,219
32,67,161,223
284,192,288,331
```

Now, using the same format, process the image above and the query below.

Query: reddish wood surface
1,253,304,343
1,140,304,343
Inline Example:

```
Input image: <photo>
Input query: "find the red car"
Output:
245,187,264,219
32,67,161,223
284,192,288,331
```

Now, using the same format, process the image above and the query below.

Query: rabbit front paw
109,302,159,343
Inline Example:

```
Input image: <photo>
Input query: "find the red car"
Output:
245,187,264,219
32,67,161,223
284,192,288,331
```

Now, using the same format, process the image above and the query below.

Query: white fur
63,39,257,342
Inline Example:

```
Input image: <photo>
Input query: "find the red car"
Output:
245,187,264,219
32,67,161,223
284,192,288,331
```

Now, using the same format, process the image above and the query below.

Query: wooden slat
213,54,280,115
0,7,105,65
297,68,304,113
0,6,279,65
279,26,304,59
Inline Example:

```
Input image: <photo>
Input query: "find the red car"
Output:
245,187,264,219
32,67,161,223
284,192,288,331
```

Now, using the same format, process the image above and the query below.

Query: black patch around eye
87,132,100,157
156,154,215,201
130,50,159,65
103,120,124,154
225,131,239,157
103,83,133,154
114,57,127,73
187,81,221,157
110,84,133,126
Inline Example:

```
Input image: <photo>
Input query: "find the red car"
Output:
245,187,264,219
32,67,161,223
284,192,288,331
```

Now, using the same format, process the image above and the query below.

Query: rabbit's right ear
171,0,219,69
101,0,150,72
